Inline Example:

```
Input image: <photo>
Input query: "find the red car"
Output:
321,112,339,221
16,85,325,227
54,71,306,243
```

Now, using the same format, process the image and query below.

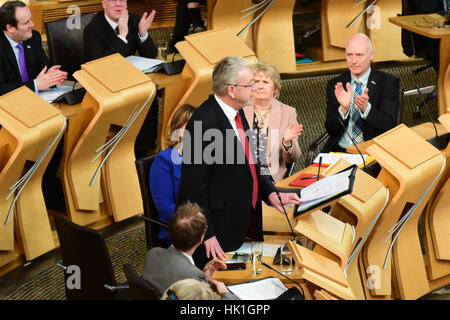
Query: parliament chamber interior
0,0,449,303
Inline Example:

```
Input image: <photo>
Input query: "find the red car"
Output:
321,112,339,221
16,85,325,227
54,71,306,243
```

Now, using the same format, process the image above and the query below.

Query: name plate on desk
0,87,61,128
373,124,441,169
185,28,255,65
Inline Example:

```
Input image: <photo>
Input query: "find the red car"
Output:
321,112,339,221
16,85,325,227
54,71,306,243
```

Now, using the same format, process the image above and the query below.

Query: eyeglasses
225,81,255,88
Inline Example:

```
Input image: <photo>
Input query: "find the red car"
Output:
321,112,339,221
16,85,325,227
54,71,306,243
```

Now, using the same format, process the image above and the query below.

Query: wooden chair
53,213,129,300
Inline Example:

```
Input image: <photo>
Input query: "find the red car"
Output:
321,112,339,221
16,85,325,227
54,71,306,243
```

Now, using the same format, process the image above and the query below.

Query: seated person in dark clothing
0,1,67,96
323,33,400,153
149,104,195,246
84,0,158,61
170,0,206,52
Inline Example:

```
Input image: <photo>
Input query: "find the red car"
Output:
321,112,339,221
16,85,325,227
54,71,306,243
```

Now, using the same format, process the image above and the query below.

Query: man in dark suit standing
0,1,67,96
323,33,400,153
84,0,157,61
177,56,301,268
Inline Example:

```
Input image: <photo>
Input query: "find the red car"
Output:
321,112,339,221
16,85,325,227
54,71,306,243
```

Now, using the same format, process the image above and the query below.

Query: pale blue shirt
3,32,38,93
104,13,148,45
338,68,372,149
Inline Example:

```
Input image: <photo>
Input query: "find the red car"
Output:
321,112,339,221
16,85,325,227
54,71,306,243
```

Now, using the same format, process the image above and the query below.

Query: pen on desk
317,156,322,181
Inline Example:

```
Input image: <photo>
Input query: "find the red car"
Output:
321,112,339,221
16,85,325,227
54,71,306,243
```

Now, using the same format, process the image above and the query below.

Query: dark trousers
170,0,206,51
134,98,160,159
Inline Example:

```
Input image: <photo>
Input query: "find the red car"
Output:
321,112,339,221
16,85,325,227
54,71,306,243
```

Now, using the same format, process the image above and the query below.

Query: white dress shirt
104,13,148,44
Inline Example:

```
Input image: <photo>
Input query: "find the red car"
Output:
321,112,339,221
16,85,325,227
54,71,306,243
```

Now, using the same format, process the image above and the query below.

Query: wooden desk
389,14,450,115
147,72,188,150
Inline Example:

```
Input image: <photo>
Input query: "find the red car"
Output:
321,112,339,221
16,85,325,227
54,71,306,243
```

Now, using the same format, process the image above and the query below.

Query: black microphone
338,117,367,172
262,262,305,298
416,87,450,150
267,174,296,241
139,214,168,228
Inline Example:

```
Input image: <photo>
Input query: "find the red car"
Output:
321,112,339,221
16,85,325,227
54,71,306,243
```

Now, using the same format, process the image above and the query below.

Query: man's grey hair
212,56,251,96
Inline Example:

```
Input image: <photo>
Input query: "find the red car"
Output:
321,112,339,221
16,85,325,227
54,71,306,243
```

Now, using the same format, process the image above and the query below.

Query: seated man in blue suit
0,1,67,95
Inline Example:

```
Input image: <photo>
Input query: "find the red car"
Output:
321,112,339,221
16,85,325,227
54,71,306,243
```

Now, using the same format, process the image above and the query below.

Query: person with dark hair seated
149,104,196,246
0,0,67,96
142,201,237,300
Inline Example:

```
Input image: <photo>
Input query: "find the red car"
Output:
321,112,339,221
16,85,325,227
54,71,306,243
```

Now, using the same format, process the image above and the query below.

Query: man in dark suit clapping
323,33,400,153
0,1,67,96
84,0,158,61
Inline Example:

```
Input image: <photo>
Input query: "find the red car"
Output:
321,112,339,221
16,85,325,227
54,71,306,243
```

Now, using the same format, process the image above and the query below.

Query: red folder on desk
289,173,319,187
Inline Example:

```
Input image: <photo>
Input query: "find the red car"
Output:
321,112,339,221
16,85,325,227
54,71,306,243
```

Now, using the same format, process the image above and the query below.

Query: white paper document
227,242,281,258
297,166,355,213
314,152,367,166
38,85,73,103
126,55,164,73
228,277,288,300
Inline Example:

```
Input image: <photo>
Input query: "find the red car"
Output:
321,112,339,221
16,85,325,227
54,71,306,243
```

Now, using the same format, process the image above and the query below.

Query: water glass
157,39,168,61
280,243,293,275
251,241,263,275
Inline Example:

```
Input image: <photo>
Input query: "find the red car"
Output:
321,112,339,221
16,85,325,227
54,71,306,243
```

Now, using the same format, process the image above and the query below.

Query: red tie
235,112,258,208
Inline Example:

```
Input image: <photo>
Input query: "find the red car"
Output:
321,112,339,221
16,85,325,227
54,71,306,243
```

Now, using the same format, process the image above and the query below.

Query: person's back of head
161,278,216,300
212,56,251,97
168,201,206,252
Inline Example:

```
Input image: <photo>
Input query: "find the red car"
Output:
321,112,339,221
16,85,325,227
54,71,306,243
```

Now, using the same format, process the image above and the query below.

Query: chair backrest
45,13,94,80
122,263,162,300
53,213,117,300
135,154,167,250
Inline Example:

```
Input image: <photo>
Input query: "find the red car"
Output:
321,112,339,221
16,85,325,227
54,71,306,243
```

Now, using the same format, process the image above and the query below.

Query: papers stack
126,55,165,73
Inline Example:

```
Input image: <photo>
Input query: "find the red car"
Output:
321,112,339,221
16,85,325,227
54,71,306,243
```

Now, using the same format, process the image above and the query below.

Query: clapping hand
334,82,352,115
139,10,156,37
35,65,68,91
117,9,129,38
354,87,369,112
283,123,303,146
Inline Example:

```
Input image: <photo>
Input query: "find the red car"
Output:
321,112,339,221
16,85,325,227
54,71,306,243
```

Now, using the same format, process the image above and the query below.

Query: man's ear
5,24,16,33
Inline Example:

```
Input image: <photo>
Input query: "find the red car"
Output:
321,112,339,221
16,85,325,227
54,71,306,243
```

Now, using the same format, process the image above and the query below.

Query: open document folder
126,55,164,73
295,165,357,217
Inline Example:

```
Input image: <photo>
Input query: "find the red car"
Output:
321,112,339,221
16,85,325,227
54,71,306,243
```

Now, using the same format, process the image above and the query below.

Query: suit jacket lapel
1,33,21,81
100,12,117,43
366,69,379,102
210,96,253,176
23,39,35,78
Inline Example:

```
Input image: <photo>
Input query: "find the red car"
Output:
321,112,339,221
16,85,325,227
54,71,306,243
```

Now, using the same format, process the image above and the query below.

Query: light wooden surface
445,64,450,113
368,0,407,62
0,87,65,263
362,124,444,299
64,54,155,224
254,0,296,73
389,14,450,115
207,0,254,50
